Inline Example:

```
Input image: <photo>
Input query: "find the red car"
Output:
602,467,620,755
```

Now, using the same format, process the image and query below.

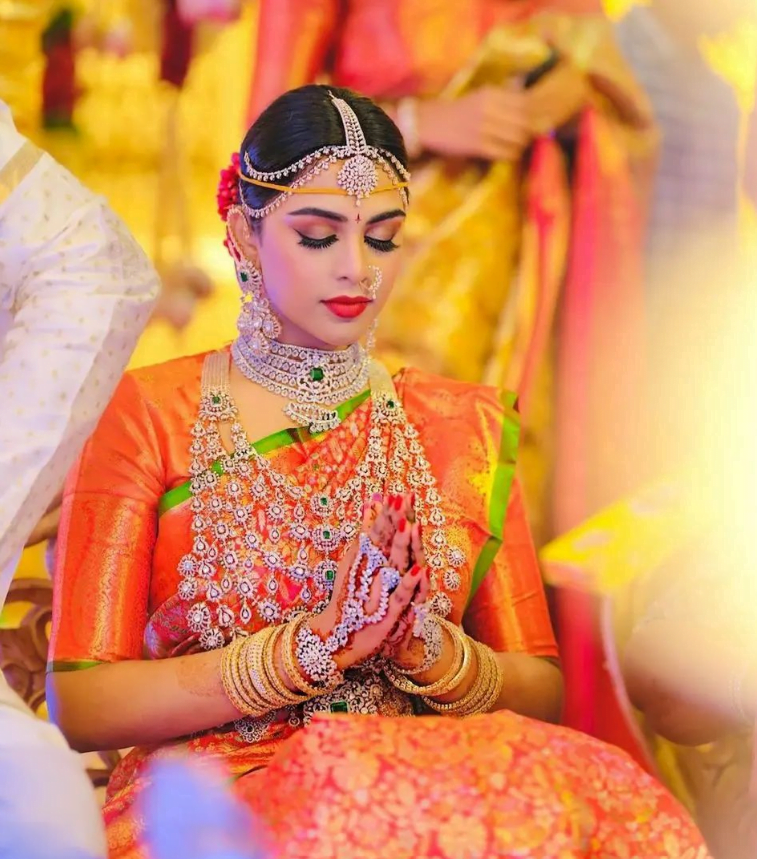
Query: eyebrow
288,207,407,225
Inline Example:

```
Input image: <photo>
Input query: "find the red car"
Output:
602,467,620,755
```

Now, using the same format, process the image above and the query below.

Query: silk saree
47,350,708,858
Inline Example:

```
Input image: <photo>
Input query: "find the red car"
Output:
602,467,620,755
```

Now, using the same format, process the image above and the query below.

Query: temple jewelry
232,337,370,434
238,92,411,218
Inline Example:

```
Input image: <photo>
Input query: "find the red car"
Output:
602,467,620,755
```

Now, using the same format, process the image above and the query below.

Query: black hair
238,84,409,211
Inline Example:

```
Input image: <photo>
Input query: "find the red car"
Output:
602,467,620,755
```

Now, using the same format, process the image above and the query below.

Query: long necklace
232,335,370,434
177,351,465,737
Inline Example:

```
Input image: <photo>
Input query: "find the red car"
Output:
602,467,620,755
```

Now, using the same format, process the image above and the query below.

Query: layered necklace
178,350,464,667
232,334,370,434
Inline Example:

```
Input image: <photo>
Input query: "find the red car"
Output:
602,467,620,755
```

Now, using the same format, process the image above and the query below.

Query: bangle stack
423,640,504,716
221,618,337,717
385,619,504,716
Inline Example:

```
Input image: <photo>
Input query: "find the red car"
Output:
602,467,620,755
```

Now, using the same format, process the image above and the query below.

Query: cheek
260,244,312,308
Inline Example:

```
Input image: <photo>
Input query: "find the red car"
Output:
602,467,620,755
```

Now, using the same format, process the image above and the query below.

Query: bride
48,84,708,859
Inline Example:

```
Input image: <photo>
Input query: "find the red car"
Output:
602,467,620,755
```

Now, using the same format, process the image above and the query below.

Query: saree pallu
49,350,558,859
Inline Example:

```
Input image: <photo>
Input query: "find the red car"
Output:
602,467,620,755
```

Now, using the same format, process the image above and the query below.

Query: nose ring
364,266,382,300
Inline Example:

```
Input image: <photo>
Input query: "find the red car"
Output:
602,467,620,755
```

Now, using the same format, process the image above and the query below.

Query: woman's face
231,161,408,350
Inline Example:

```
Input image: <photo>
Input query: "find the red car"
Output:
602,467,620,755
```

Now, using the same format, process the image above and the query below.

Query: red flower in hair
217,152,241,223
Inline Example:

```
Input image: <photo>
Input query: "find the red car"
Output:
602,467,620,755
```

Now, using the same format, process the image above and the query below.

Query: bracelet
386,619,470,697
396,97,422,159
424,640,491,715
264,624,310,706
423,641,503,716
221,635,269,717
282,615,328,697
451,642,502,716
248,625,299,711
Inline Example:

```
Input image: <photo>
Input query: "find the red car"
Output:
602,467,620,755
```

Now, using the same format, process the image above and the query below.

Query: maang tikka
227,207,281,355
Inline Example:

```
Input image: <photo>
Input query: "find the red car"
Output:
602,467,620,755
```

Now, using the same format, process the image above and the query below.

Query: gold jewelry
264,624,310,706
385,619,470,697
424,640,502,716
221,636,268,717
247,626,286,710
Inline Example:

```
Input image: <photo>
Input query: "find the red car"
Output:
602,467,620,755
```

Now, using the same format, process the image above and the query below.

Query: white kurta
0,101,160,601
0,101,159,859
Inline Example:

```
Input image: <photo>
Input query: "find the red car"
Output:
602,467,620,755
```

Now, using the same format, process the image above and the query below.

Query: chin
304,315,375,351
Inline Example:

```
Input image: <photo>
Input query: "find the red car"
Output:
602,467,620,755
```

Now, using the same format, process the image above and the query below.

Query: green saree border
158,389,371,517
47,659,102,673
467,390,520,606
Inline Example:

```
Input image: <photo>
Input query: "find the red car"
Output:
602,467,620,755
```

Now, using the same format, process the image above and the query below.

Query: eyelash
296,233,399,253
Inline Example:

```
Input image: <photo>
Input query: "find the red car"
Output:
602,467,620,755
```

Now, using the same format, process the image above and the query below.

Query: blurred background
1,1,756,856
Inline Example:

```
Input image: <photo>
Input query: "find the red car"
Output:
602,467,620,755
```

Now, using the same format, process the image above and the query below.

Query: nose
336,231,370,290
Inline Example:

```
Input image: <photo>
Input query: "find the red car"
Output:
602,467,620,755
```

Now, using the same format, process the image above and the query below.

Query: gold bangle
263,624,309,706
455,643,503,716
281,615,323,698
423,640,490,714
248,626,287,710
386,619,470,697
222,636,267,717
221,638,247,714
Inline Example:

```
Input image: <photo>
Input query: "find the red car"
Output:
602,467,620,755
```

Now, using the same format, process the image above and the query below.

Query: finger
362,492,384,529
410,522,425,567
413,567,431,607
388,517,411,572
367,496,392,548
376,568,422,635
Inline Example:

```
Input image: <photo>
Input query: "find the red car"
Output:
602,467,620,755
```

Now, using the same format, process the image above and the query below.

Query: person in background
0,98,159,858
246,0,654,547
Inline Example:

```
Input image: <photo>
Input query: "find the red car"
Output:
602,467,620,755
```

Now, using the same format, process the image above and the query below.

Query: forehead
273,160,408,221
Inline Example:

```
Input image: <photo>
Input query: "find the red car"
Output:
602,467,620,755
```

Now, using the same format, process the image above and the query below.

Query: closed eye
297,232,337,250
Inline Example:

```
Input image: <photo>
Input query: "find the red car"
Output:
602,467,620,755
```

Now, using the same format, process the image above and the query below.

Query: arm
0,106,159,585
463,480,562,723
247,0,338,123
622,558,757,746
46,373,250,751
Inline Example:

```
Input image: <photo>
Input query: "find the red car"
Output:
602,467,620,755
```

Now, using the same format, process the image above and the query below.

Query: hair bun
217,152,241,223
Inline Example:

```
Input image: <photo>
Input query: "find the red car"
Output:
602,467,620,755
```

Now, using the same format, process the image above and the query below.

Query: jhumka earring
236,257,281,355
225,205,281,355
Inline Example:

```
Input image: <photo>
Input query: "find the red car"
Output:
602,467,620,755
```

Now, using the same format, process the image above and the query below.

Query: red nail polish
394,496,403,511
398,517,407,533
410,564,422,577
409,492,416,507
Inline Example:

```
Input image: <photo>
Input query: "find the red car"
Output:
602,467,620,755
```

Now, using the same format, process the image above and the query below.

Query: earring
236,257,281,355
364,266,382,300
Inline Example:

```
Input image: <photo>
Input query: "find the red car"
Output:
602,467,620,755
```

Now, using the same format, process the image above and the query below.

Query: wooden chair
0,576,122,794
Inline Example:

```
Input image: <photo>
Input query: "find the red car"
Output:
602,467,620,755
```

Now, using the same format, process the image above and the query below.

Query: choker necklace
232,335,370,433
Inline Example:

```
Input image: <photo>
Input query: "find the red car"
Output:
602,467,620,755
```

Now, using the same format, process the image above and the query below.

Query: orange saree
49,350,559,858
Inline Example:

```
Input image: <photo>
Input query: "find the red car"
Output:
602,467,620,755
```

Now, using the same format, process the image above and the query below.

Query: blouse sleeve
464,479,559,658
48,372,163,669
